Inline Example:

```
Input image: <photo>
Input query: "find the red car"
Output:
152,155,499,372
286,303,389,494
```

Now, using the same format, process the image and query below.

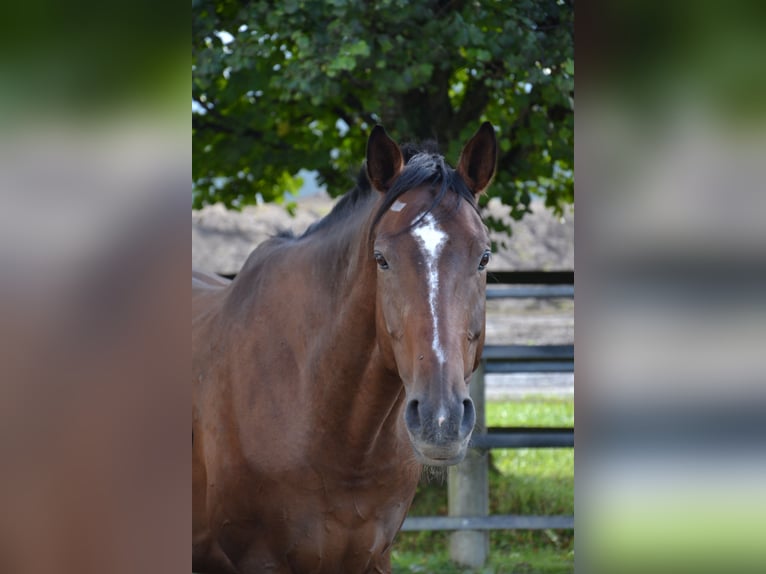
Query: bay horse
192,123,497,573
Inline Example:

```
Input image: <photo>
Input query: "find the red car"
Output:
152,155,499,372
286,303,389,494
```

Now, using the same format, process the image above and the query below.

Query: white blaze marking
411,213,447,364
390,200,407,212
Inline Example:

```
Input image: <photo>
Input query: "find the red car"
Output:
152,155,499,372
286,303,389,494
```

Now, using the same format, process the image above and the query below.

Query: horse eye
374,252,389,270
478,251,491,271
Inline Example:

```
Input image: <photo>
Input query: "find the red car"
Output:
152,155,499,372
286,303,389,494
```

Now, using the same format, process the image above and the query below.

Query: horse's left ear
366,125,404,193
456,122,497,195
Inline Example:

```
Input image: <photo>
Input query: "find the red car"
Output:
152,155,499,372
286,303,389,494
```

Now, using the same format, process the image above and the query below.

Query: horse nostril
405,399,421,432
461,398,476,436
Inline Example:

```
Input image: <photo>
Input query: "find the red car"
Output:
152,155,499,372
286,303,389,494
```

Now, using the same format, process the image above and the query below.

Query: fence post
448,362,489,567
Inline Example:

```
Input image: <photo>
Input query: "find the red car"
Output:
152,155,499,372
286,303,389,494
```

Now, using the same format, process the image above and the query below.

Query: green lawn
392,397,574,574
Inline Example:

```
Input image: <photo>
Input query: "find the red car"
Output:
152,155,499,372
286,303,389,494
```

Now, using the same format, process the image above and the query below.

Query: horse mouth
413,451,466,467
409,440,470,467
420,453,466,466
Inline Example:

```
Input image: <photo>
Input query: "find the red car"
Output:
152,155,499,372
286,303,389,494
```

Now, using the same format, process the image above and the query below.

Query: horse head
366,123,497,466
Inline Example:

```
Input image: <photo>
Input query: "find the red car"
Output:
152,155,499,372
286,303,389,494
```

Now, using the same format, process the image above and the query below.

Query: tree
192,0,573,228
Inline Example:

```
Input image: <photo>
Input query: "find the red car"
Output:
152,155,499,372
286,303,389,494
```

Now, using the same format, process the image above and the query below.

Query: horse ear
366,125,404,193
456,122,497,195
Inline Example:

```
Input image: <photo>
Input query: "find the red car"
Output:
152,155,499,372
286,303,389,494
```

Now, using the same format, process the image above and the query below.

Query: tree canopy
192,0,573,228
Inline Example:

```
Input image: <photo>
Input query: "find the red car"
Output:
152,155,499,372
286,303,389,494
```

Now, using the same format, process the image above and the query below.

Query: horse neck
303,202,410,462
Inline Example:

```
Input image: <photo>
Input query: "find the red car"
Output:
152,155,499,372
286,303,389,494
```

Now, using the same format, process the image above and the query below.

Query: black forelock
370,145,478,236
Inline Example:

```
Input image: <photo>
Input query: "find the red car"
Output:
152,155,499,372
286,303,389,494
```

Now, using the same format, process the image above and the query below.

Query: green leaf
348,40,370,57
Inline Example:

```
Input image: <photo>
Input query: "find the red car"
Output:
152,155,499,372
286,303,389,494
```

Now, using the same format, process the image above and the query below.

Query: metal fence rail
471,427,574,449
487,285,575,299
402,514,575,532
483,344,574,373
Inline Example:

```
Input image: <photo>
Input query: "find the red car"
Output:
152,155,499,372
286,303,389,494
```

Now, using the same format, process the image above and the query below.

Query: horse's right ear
456,122,497,196
366,125,404,193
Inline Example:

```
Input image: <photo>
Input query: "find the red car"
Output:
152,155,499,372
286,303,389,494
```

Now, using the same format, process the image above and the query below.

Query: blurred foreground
578,1,766,572
0,2,188,572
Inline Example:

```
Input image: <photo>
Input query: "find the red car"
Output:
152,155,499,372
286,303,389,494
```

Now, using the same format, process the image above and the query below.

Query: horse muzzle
403,396,476,466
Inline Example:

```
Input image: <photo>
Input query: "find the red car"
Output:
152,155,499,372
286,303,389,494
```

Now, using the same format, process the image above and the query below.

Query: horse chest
273,465,417,536
213,474,415,573
282,500,406,571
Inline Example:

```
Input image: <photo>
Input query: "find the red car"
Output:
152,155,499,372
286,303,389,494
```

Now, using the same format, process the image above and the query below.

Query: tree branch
499,104,533,177
193,111,300,154
193,112,264,141
455,76,491,129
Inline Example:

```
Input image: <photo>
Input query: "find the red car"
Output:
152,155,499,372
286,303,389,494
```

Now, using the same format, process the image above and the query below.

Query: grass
392,396,574,574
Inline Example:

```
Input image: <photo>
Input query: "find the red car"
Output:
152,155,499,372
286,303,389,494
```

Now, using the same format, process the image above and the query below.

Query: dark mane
298,168,374,237
301,140,478,238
